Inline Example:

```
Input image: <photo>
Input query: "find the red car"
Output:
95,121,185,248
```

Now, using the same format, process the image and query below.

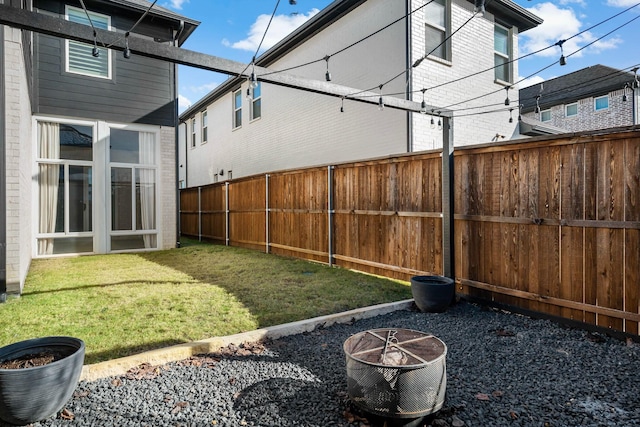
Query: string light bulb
430,110,435,129
249,72,259,89
509,108,514,123
437,116,442,131
340,97,345,113
324,55,332,82
534,95,541,115
633,67,640,89
474,0,486,16
518,104,523,122
504,86,510,106
420,88,427,114
92,31,99,57
246,87,252,101
123,32,131,59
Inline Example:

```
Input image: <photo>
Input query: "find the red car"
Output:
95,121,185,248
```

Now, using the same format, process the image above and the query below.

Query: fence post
328,165,335,266
265,174,270,254
198,187,202,242
225,182,230,246
442,116,454,278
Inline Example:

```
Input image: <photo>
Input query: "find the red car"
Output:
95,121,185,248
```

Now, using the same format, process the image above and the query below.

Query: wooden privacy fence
180,128,640,335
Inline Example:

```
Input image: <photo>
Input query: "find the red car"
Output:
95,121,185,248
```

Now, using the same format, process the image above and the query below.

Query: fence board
180,130,640,335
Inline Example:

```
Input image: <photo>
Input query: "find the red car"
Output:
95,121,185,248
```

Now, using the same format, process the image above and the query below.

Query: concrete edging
80,299,415,381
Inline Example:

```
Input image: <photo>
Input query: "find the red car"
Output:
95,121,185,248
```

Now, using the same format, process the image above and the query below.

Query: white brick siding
160,126,177,249
4,27,33,294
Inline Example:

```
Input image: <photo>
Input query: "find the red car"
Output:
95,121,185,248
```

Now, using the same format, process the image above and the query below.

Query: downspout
0,21,7,302
173,20,184,248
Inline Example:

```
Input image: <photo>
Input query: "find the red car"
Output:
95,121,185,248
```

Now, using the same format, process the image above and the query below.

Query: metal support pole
225,182,230,246
327,165,335,266
265,174,270,254
442,116,454,278
197,187,202,242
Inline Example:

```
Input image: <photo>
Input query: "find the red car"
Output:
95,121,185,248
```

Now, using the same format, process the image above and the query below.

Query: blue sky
163,0,640,113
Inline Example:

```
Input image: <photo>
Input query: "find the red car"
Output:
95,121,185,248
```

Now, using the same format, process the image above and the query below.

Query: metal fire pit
343,328,447,419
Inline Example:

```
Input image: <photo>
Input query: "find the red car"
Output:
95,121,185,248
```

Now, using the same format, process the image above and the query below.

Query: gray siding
34,0,176,125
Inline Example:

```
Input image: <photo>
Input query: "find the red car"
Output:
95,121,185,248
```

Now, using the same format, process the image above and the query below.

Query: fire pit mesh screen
343,328,446,419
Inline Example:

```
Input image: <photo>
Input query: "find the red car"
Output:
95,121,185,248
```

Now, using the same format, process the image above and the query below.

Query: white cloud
559,0,586,5
178,94,192,113
229,9,320,52
606,0,640,6
163,0,189,10
521,3,622,59
517,75,546,89
187,82,220,95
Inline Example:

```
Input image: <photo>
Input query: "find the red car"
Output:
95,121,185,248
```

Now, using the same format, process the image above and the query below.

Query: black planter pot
0,336,85,425
410,275,455,313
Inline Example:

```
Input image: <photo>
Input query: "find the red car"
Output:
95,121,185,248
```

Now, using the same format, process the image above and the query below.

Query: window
233,89,242,129
494,24,512,83
594,95,609,111
201,111,208,143
36,121,94,255
191,118,196,147
109,128,158,251
250,83,262,121
540,109,551,122
66,6,111,79
566,103,578,117
424,0,450,61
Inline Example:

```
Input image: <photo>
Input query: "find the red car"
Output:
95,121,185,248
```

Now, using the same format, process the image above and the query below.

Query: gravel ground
13,301,640,427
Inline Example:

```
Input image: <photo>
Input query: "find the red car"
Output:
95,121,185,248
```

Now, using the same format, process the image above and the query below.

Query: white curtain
138,132,156,248
38,122,60,255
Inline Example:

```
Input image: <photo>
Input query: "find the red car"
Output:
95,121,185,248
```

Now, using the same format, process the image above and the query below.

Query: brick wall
411,0,520,151
4,27,33,294
523,88,635,133
160,126,177,249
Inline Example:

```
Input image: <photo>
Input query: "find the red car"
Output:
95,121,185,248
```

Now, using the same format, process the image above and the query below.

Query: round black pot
0,336,85,425
410,275,455,313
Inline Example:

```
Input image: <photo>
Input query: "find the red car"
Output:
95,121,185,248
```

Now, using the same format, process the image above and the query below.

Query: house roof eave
483,0,543,32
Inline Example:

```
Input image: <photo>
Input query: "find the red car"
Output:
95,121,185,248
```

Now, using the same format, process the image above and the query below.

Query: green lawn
0,240,411,364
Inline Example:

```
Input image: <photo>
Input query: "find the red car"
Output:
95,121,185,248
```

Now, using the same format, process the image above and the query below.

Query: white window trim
565,102,578,118
594,95,609,111
494,23,513,85
250,83,262,122
191,117,197,148
424,0,451,62
32,116,163,257
201,110,208,144
540,109,552,122
233,89,243,130
33,116,96,258
107,122,162,254
64,5,112,80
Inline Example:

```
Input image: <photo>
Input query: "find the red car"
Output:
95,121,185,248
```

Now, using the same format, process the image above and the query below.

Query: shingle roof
105,0,200,45
519,65,636,113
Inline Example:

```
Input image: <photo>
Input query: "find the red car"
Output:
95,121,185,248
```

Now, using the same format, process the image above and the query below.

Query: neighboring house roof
102,0,200,45
519,65,636,113
518,115,566,137
180,0,542,119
